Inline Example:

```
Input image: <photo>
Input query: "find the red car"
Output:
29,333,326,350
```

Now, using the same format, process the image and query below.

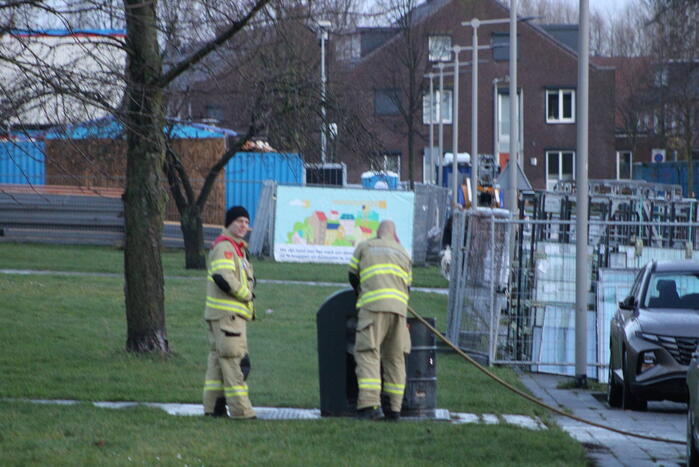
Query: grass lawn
0,244,587,465
0,242,449,288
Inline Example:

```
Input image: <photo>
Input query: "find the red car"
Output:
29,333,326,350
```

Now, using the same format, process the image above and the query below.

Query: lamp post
462,17,510,209
575,0,590,388
317,20,331,164
428,72,436,184
437,62,445,187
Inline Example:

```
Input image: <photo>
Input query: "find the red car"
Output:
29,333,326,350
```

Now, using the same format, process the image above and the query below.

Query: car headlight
636,331,659,343
640,351,657,373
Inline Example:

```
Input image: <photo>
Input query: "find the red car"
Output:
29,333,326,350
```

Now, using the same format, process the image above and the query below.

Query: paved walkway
0,269,448,295
520,372,687,466
19,398,545,429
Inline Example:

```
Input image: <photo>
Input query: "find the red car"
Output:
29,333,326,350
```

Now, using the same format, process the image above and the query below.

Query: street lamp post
462,17,510,209
451,46,462,207
428,73,436,184
437,63,445,187
317,20,331,164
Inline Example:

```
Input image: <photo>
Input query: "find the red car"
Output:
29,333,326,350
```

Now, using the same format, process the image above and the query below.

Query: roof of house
9,29,126,38
45,117,238,140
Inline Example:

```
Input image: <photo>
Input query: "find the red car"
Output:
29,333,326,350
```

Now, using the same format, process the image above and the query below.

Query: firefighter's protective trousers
202,229,255,419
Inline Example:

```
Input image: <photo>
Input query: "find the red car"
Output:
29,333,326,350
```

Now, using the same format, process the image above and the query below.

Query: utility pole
507,0,519,215
437,63,445,187
463,17,509,209
318,20,331,164
575,0,590,388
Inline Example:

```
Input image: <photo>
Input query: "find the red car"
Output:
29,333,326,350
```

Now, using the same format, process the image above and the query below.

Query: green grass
0,244,587,466
1,402,585,467
0,242,449,288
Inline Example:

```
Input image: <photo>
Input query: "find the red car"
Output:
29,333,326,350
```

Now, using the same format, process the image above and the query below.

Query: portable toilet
439,152,470,188
361,171,399,190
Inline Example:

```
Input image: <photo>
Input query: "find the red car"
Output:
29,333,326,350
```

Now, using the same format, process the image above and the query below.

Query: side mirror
619,296,636,310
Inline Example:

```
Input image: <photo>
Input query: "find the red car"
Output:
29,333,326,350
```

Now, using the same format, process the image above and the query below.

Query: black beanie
225,206,249,227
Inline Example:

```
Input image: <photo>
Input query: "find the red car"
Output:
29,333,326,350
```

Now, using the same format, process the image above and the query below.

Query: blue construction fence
634,161,699,198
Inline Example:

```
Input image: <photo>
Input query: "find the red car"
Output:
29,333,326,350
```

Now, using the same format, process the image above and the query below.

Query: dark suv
607,260,699,411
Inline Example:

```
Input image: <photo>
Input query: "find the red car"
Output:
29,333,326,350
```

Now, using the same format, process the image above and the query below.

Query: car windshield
644,272,699,309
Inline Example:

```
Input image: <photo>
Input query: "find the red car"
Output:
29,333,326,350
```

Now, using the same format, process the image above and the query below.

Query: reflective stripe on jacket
204,228,255,321
349,237,412,315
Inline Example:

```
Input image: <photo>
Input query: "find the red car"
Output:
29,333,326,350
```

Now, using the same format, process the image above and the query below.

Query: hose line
407,306,686,445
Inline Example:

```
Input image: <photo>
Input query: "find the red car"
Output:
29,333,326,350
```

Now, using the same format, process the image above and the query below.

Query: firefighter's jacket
348,237,412,315
204,228,255,321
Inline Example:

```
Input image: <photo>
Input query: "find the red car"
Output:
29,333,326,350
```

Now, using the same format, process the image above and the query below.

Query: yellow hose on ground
407,306,685,445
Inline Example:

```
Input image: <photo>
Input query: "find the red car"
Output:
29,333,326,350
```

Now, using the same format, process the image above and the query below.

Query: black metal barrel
317,288,437,418
401,317,437,417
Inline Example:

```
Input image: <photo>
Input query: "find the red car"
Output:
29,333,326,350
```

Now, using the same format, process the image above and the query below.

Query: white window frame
545,150,575,191
428,35,452,62
546,89,575,124
616,150,633,180
495,89,523,158
422,89,452,124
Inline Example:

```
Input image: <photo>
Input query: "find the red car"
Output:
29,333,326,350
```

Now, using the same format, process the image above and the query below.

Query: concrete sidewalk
519,372,686,466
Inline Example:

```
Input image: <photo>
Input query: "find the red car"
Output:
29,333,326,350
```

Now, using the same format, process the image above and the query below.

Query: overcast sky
579,0,634,17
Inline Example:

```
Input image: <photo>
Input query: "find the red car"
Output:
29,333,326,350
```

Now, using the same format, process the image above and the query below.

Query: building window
617,151,632,180
546,89,575,123
428,35,452,62
422,89,452,124
495,89,523,159
546,150,575,190
491,32,511,61
373,151,401,175
374,89,400,116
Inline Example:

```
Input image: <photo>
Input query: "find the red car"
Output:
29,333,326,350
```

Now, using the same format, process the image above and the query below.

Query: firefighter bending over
202,206,256,419
349,220,412,421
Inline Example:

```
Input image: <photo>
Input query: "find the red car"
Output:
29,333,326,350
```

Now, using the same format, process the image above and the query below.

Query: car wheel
621,351,647,411
607,362,623,408
688,406,699,467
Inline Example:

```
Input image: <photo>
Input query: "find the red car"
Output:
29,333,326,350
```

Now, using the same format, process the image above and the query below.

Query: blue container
360,171,399,190
633,162,699,197
225,152,304,224
0,139,45,185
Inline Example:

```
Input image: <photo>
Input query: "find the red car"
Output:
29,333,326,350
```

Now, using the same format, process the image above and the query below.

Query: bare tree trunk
123,0,169,353
181,204,206,269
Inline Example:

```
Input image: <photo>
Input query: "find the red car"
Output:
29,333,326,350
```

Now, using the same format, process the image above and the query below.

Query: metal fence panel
445,208,512,364
446,209,699,380
412,184,449,264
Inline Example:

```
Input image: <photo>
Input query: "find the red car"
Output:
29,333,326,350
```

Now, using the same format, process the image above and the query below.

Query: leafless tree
1,0,271,353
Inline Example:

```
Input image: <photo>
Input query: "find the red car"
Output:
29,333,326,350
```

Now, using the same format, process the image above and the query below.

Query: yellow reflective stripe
358,378,382,390
357,288,408,307
383,382,405,395
204,379,224,391
224,385,249,397
210,259,236,274
359,263,409,283
349,256,359,271
206,297,253,319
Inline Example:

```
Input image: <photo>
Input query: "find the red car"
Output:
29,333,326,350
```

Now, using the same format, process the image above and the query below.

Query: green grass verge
1,402,585,467
0,242,449,288
0,247,587,465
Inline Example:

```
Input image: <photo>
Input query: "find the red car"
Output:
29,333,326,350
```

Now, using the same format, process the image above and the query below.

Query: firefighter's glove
241,354,251,380
212,274,232,293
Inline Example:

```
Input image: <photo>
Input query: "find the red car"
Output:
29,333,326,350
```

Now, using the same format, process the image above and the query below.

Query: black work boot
384,410,401,422
207,397,228,418
356,406,384,420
